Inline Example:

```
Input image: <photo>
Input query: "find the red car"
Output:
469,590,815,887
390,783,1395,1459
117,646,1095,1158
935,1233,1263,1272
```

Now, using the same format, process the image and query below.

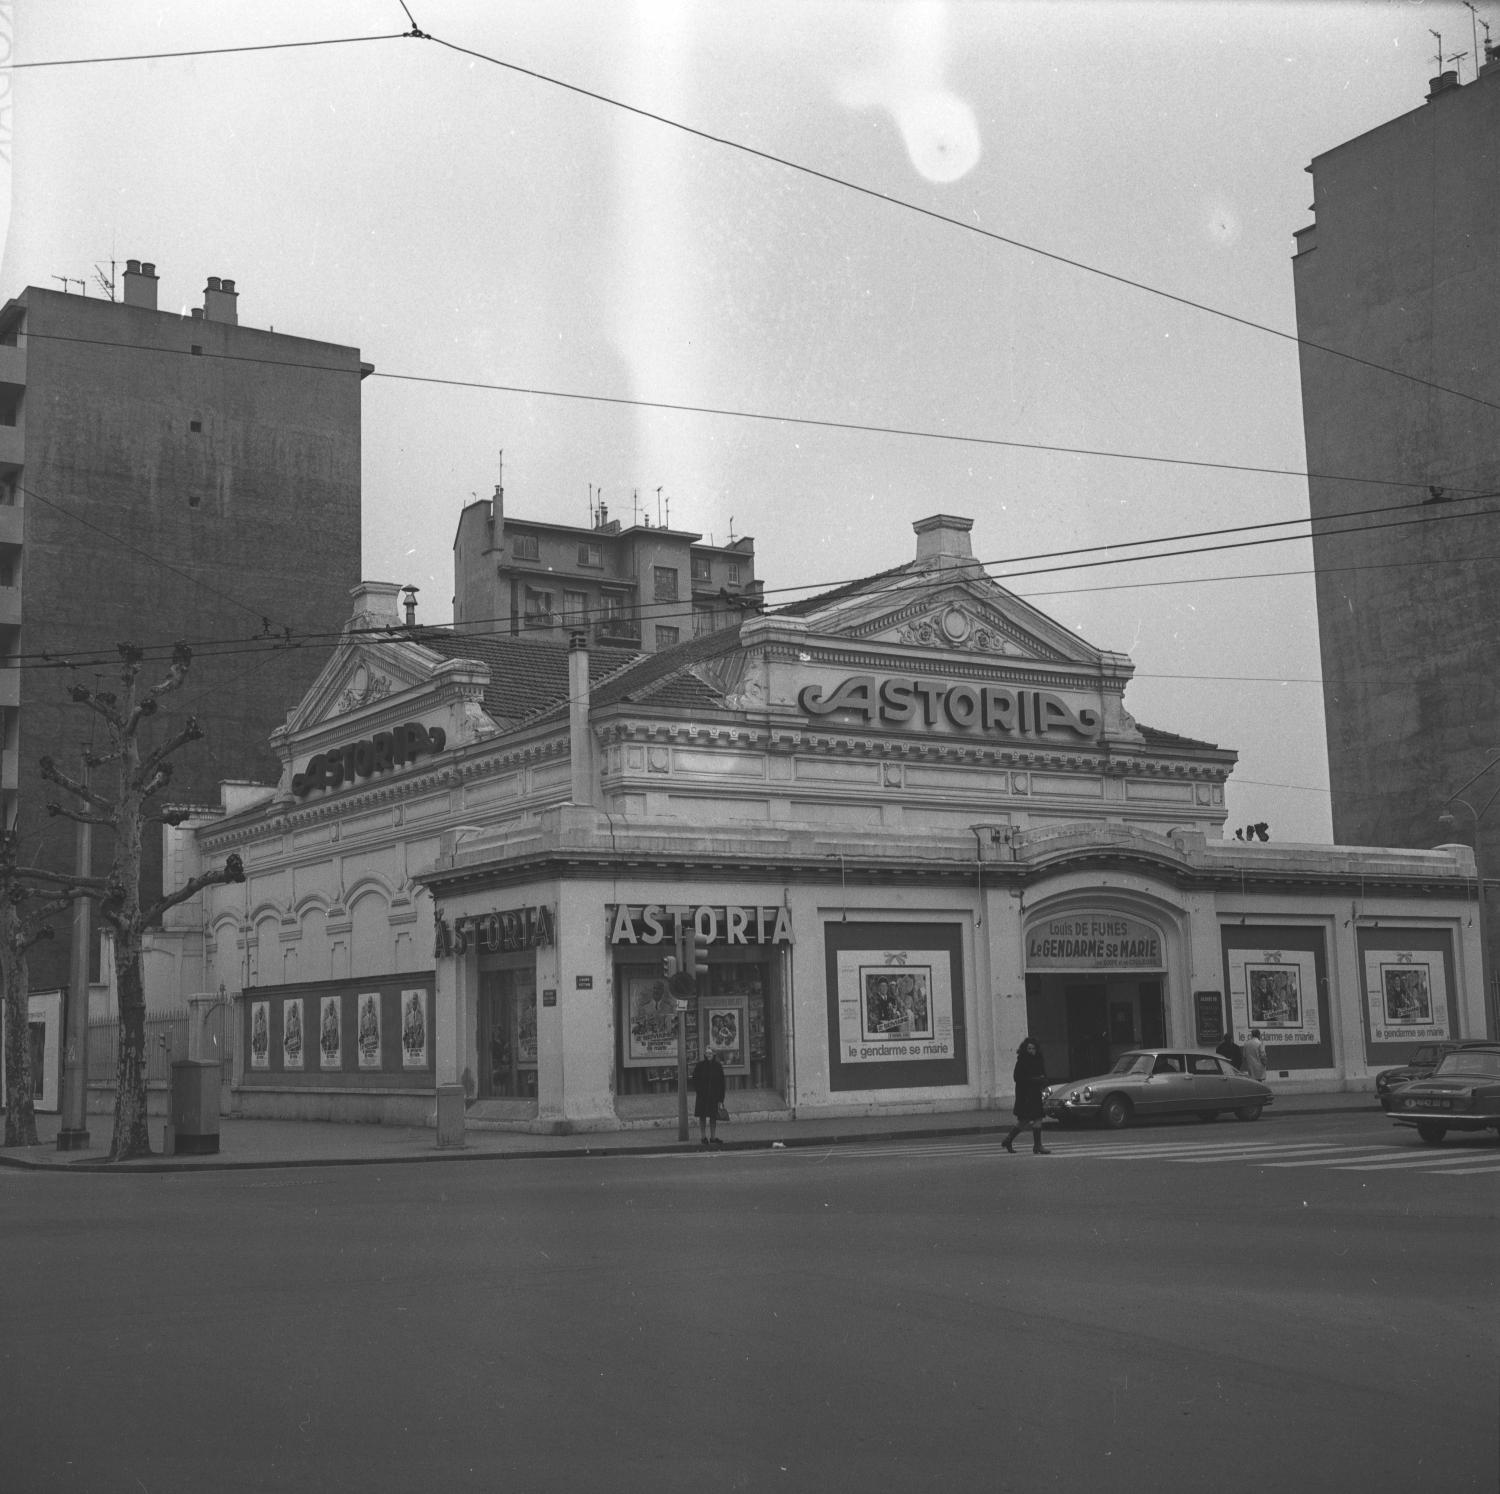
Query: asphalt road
3,1111,1496,1494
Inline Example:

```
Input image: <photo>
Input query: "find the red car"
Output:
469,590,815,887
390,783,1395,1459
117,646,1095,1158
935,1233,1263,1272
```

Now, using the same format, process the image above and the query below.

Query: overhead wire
9,489,1495,676
8,23,1500,421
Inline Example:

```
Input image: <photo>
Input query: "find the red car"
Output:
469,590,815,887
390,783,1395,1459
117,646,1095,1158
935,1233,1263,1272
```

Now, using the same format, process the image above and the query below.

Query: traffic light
662,953,679,980
691,928,710,979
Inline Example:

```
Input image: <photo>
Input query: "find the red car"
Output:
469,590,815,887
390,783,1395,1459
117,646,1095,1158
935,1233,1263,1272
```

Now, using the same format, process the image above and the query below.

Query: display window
614,950,781,1096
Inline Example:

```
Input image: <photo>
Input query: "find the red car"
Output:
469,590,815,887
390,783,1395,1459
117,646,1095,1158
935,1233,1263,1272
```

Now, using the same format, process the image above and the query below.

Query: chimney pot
1427,70,1460,99
121,258,160,311
207,276,222,291
221,279,235,294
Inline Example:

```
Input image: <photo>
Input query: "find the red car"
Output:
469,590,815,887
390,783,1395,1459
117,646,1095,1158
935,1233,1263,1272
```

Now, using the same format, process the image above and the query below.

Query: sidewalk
0,1089,1378,1174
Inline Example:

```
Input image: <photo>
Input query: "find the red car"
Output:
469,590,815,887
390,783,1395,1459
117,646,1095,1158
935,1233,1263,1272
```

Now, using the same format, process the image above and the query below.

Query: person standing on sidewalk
1003,1037,1051,1155
1241,1029,1268,1082
692,1045,726,1148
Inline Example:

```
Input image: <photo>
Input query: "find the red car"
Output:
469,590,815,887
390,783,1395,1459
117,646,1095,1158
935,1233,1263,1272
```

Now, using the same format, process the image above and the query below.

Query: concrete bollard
435,1083,466,1149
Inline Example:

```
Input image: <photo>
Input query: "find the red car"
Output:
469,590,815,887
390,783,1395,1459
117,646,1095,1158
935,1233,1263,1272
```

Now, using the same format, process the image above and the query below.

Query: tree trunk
1,903,38,1147
109,929,153,1161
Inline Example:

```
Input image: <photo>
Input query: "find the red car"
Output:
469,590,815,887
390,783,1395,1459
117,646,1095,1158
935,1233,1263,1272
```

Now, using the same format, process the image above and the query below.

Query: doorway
478,966,538,1099
1026,974,1167,1081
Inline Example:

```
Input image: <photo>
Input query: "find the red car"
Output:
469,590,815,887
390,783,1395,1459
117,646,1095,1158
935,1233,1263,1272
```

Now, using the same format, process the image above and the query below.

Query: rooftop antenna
656,486,663,527
1463,3,1489,70
631,488,641,527
1430,28,1445,74
1448,48,1469,78
52,276,86,294
92,260,116,301
588,482,595,527
728,514,736,543
665,492,671,529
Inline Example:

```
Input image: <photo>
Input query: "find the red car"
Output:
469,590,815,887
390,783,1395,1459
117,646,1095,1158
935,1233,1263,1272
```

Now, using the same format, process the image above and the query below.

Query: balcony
0,344,25,387
0,586,21,628
593,618,641,648
0,507,21,545
0,420,22,468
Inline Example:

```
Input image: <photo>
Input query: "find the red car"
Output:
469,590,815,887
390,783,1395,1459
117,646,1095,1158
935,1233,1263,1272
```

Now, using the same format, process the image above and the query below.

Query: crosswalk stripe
1259,1150,1418,1168
1333,1153,1496,1171
1437,1164,1500,1175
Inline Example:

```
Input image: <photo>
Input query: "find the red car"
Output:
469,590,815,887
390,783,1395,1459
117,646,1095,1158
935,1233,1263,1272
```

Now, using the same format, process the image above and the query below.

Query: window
191,344,203,356
563,590,589,625
190,420,202,433
1152,1054,1185,1075
653,566,678,602
510,533,540,562
693,605,715,637
524,586,554,626
726,563,742,585
1188,1056,1223,1076
577,543,602,567
691,555,712,584
654,625,680,649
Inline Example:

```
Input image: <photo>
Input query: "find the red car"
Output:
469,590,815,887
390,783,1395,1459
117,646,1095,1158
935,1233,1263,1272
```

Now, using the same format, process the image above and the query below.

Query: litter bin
169,1059,221,1155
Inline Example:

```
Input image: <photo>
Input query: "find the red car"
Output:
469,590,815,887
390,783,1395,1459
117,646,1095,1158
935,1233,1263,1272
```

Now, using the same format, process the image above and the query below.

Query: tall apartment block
0,262,369,990
453,491,762,652
1293,53,1500,1006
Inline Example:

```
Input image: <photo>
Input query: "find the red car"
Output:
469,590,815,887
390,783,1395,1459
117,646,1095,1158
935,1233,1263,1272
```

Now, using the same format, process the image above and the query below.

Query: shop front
609,901,791,1108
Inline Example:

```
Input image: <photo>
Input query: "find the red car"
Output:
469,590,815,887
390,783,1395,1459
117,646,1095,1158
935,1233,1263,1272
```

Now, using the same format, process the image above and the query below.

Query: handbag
715,1102,730,1123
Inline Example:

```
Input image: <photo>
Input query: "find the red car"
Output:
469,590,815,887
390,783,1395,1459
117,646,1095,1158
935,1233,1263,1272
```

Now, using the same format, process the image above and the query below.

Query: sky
6,0,1483,845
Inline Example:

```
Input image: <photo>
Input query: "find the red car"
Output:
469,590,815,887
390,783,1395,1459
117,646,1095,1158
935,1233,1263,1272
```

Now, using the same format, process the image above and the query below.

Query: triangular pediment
789,568,1112,668
282,635,453,737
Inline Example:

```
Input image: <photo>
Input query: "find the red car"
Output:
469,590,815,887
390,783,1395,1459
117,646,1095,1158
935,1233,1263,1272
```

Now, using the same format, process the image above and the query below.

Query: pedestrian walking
1003,1036,1051,1154
1216,1030,1243,1069
1241,1028,1267,1081
691,1044,727,1147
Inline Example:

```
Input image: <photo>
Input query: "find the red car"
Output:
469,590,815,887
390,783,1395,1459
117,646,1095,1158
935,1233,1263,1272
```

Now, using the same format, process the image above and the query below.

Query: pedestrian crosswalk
821,1134,1500,1176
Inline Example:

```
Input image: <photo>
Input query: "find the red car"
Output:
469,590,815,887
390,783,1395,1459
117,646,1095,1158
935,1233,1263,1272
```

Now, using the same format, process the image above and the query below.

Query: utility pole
56,758,92,1150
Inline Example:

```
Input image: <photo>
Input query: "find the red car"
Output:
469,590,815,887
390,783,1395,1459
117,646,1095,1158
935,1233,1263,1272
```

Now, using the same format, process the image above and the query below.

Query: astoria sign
798,675,1101,740
293,722,448,797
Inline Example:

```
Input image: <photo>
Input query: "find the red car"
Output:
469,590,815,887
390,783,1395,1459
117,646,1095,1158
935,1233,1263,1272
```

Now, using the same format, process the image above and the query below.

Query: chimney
346,581,403,631
121,259,159,311
202,275,239,324
913,513,975,565
401,585,420,627
568,632,594,806
597,500,608,529
1426,70,1460,100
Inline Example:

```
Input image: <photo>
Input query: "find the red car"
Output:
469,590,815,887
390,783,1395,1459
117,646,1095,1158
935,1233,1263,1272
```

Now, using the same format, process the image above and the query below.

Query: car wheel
1416,1121,1448,1144
1099,1095,1131,1130
1233,1103,1263,1122
1198,1111,1220,1123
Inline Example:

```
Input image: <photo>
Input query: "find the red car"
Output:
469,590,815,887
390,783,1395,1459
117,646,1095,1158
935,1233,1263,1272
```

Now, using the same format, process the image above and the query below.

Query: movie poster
400,989,428,1069
249,1000,270,1071
1226,949,1321,1046
701,1004,747,1074
356,992,382,1070
319,995,342,1070
1364,948,1450,1043
282,998,304,1071
624,975,678,1066
835,949,955,1063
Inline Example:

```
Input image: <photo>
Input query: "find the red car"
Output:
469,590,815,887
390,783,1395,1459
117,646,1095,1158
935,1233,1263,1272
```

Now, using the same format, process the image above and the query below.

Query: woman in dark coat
1004,1037,1051,1154
691,1045,727,1148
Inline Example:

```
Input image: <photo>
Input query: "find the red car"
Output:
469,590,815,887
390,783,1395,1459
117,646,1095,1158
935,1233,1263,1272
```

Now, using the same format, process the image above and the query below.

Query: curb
0,1099,1378,1175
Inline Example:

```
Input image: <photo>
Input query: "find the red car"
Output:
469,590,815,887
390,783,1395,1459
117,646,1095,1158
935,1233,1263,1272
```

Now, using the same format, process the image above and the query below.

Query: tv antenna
52,276,86,294
1462,3,1492,68
92,260,117,301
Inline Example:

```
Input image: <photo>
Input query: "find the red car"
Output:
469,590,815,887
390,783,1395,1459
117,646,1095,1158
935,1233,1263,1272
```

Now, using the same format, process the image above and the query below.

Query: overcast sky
7,0,1477,843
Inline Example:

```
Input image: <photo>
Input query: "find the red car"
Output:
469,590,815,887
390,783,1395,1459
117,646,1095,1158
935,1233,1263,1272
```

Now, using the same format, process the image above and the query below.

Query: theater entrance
1025,974,1166,1082
1023,910,1169,1082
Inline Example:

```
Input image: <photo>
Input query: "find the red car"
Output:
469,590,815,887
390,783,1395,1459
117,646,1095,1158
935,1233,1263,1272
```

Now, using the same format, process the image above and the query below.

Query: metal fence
86,1005,235,1089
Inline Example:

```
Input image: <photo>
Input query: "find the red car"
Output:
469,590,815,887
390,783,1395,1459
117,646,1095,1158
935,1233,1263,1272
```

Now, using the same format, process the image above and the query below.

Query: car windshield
1433,1051,1500,1080
1109,1053,1154,1076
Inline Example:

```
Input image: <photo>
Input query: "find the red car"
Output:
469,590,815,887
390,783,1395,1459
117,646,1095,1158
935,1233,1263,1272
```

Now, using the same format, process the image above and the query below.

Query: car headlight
1079,1085,1093,1102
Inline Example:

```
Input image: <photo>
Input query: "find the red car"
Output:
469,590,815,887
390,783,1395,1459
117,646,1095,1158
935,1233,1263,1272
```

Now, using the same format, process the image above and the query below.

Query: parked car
1379,1042,1500,1144
1373,1041,1462,1097
1043,1049,1275,1130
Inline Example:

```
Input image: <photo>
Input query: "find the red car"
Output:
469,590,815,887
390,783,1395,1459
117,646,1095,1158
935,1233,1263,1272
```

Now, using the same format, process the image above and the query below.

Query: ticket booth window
479,967,538,1098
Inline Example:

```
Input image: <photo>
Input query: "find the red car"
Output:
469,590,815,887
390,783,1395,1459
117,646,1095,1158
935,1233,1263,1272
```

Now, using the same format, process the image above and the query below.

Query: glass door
479,967,538,1098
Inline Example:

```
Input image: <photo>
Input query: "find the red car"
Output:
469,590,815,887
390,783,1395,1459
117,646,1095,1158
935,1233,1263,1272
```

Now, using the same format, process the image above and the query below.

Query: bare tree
0,832,85,1147
40,642,244,1162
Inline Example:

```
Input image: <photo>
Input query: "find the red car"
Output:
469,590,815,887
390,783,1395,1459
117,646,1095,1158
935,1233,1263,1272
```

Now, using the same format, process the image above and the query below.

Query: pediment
853,595,1072,662
799,570,1109,668
282,637,450,736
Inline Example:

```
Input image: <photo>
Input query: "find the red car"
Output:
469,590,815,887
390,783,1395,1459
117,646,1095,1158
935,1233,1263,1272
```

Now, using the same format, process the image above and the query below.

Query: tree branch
142,853,244,927
44,801,116,829
141,718,203,780
38,756,114,814
124,644,191,738
13,864,108,897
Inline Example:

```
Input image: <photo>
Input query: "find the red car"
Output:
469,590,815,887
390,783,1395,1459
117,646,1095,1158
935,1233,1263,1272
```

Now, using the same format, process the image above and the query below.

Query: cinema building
169,515,1487,1130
